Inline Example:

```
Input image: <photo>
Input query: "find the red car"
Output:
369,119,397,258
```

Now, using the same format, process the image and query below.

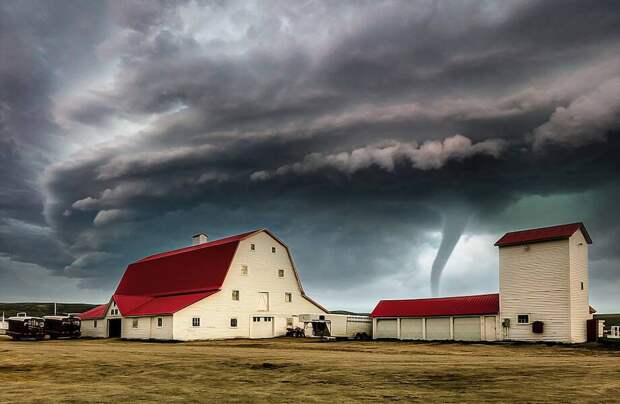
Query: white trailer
299,313,372,339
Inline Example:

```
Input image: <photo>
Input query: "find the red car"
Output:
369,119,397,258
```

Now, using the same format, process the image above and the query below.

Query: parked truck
299,313,372,340
6,313,46,340
43,315,81,339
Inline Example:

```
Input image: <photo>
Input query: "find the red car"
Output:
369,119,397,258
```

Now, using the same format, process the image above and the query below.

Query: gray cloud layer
1,0,619,311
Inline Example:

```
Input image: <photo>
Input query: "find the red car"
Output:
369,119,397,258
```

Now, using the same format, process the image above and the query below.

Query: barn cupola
192,233,208,245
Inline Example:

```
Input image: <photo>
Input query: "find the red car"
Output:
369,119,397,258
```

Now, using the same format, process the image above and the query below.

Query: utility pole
54,302,57,315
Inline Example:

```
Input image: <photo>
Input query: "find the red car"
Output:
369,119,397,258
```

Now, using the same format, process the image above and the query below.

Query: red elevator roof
495,223,591,247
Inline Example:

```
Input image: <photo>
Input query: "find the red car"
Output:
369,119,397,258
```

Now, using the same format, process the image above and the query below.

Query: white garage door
375,319,398,339
400,318,423,340
484,316,497,341
426,317,451,340
453,317,481,341
251,316,274,338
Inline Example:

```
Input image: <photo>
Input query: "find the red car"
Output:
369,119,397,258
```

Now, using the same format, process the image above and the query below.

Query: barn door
258,292,269,311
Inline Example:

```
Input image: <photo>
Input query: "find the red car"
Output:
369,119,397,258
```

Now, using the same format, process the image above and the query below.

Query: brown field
1,336,619,403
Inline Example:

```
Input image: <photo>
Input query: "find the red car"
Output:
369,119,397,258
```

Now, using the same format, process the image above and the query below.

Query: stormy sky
1,0,619,312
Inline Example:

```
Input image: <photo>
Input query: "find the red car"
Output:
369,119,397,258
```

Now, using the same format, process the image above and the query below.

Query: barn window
581,282,584,290
250,243,255,251
517,314,529,324
285,293,292,303
278,269,285,278
132,319,139,328
241,265,248,276
93,320,97,328
192,317,201,327
157,317,163,327
232,290,240,301
287,318,293,327
264,317,271,322
272,247,276,253
253,317,260,322
230,318,238,328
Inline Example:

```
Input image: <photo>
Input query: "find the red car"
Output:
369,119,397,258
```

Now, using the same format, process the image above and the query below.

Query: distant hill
0,303,99,318
330,310,371,316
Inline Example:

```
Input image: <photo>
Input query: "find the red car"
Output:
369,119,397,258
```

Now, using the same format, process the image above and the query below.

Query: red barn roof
494,222,592,247
80,230,261,319
119,291,217,317
371,293,499,318
78,304,107,320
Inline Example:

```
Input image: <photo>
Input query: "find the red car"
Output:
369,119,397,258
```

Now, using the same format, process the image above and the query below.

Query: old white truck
298,313,372,340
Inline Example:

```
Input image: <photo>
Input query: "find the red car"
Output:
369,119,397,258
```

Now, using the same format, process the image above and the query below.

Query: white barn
372,223,594,343
80,229,327,340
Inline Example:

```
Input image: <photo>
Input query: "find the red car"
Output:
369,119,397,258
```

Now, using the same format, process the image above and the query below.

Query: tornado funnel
430,211,469,296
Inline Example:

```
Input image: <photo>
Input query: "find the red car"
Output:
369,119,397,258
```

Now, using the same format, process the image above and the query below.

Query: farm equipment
43,315,81,339
285,326,305,337
7,313,46,340
299,314,372,340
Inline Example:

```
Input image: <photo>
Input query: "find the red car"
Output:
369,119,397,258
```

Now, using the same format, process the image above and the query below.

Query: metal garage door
453,317,481,341
251,316,274,338
425,317,451,340
484,316,497,341
400,318,423,340
375,319,398,338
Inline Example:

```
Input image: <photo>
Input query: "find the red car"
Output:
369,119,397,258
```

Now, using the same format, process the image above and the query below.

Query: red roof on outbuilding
78,304,107,320
371,293,499,318
494,222,592,247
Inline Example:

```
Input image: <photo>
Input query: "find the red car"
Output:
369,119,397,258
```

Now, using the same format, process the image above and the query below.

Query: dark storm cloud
1,0,619,310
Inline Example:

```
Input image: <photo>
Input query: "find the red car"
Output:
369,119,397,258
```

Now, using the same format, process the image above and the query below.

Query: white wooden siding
107,300,121,318
120,316,173,340
173,231,325,340
149,316,173,340
80,319,107,338
568,230,590,343
499,239,571,342
122,317,151,339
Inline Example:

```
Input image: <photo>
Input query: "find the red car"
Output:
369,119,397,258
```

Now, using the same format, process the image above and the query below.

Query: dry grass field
1,336,619,403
